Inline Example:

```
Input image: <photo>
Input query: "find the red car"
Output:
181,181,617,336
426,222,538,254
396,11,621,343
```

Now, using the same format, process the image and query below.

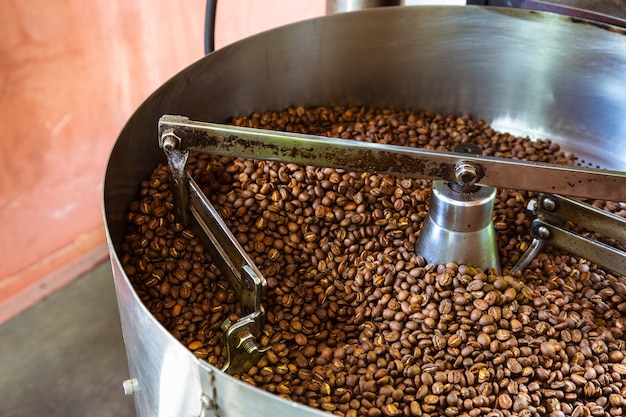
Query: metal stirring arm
512,194,626,275
158,115,626,202
162,130,268,374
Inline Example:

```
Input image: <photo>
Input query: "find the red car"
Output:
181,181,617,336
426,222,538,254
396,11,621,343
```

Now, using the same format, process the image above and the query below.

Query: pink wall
0,0,325,323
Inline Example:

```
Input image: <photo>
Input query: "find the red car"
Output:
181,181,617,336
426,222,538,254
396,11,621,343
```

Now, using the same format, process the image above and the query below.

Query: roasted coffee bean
121,106,626,417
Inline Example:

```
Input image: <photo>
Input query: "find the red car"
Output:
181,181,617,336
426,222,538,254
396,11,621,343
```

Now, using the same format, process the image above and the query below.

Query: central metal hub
414,180,501,273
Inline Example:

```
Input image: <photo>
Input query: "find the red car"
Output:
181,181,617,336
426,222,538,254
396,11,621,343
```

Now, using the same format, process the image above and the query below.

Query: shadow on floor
0,261,136,417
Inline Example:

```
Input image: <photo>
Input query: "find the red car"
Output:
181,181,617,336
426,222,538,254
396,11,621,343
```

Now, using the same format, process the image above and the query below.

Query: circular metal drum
103,6,626,417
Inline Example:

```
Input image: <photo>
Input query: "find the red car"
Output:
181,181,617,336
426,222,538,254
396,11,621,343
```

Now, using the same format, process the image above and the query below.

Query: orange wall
0,0,324,323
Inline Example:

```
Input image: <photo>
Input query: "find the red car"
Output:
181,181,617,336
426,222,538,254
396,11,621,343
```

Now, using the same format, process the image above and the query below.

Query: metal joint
513,193,626,275
220,314,269,374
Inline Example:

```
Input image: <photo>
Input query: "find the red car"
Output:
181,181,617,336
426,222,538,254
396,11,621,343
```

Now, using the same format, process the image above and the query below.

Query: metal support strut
512,194,626,276
161,121,268,374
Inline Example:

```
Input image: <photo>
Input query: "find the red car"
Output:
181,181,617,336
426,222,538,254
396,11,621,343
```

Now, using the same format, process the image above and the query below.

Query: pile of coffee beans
120,106,626,417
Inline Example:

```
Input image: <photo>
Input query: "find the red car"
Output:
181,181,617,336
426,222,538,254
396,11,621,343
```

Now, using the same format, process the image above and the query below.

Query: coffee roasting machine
104,2,626,416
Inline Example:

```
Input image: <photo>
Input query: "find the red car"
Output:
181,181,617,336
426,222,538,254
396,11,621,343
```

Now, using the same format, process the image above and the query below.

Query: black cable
205,0,217,54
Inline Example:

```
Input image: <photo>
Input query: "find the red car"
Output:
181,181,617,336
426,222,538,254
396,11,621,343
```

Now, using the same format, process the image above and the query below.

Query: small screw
123,378,139,396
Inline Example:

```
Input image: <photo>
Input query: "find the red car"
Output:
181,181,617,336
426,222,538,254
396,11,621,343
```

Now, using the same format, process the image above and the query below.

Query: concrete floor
0,261,136,417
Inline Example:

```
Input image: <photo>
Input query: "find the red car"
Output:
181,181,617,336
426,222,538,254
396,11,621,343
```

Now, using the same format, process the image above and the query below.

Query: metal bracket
161,127,191,225
512,194,626,275
159,118,268,374
221,311,270,374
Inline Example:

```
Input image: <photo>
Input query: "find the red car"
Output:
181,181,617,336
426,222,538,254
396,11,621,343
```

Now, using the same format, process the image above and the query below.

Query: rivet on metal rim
122,378,139,396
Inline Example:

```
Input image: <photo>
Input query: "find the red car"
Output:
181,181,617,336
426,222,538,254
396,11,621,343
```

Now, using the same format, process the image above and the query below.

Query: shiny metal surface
414,181,501,272
326,0,401,14
161,124,270,374
186,176,266,317
110,254,204,417
103,6,626,417
188,178,268,374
